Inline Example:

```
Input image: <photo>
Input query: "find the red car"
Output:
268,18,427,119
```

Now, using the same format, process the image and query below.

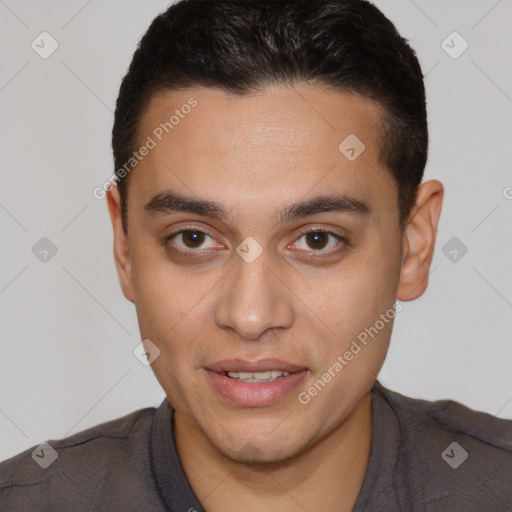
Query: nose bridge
214,249,293,339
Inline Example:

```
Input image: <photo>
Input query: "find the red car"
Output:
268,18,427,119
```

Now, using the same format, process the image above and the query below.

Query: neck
174,393,373,512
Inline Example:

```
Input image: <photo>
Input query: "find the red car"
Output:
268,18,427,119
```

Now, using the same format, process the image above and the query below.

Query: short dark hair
112,0,427,233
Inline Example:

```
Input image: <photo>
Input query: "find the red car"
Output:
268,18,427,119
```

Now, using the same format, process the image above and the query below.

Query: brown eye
181,230,206,248
290,229,347,255
166,229,218,252
305,231,329,250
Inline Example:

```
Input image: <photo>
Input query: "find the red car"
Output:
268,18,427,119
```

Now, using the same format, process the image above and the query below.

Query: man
1,0,511,510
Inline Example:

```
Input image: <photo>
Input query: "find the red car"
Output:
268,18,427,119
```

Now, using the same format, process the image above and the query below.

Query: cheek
303,238,401,366
129,252,207,402
130,244,185,337
129,245,221,360
321,256,398,327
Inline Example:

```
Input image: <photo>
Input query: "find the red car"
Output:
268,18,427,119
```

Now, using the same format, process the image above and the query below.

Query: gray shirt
1,380,511,511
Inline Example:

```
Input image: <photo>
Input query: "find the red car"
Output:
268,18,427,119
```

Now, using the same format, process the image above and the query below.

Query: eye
166,229,219,252
162,226,348,260
291,228,347,253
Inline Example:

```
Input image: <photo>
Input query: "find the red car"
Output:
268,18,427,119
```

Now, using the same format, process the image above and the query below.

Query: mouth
220,370,293,383
205,359,308,407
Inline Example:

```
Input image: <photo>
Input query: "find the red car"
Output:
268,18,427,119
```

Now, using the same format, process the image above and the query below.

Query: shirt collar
150,398,205,512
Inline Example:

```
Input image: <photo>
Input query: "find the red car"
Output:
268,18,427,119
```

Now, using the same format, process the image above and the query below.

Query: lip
206,358,307,373
205,359,308,407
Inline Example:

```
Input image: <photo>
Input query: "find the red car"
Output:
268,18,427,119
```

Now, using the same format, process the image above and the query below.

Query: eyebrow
144,191,231,221
143,190,371,223
279,194,370,223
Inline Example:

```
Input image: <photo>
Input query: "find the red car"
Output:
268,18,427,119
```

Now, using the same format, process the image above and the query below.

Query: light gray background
1,0,511,462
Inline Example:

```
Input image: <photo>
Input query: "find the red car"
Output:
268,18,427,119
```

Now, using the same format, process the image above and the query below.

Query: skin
107,84,443,511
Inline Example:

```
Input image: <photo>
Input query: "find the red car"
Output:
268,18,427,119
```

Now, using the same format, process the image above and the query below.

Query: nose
214,249,294,340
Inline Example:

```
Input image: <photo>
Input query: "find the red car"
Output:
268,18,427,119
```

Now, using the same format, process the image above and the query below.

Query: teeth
226,370,291,382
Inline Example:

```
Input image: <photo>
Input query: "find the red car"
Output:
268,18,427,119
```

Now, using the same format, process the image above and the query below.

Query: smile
205,361,308,407
222,370,291,382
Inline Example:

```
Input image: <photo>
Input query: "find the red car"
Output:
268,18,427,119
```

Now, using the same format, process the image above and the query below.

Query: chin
212,428,306,465
226,442,297,465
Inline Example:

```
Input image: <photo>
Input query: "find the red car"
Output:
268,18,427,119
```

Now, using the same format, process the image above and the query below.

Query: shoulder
375,381,512,508
378,382,512,452
0,405,160,510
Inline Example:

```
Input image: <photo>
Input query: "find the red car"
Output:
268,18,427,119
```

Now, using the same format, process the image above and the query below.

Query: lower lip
206,369,308,407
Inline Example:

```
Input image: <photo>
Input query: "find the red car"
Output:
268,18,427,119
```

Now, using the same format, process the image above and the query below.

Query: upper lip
206,358,307,373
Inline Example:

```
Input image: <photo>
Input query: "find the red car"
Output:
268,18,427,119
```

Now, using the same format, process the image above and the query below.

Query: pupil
307,232,327,250
184,230,204,248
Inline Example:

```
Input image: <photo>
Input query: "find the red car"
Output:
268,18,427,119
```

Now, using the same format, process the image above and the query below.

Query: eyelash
161,226,349,260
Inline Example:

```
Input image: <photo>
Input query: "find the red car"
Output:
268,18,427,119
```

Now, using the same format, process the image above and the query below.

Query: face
108,85,438,463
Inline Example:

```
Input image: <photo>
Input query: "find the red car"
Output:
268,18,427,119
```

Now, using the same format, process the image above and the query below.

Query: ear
106,185,135,303
397,180,444,301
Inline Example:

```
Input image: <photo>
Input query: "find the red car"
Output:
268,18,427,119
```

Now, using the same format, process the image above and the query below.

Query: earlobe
106,185,135,304
397,180,444,302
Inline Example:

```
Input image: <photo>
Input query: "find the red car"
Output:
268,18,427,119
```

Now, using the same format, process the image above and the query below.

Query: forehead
130,85,397,223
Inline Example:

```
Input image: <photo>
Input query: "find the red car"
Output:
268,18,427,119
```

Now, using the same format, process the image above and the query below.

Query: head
107,0,443,463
